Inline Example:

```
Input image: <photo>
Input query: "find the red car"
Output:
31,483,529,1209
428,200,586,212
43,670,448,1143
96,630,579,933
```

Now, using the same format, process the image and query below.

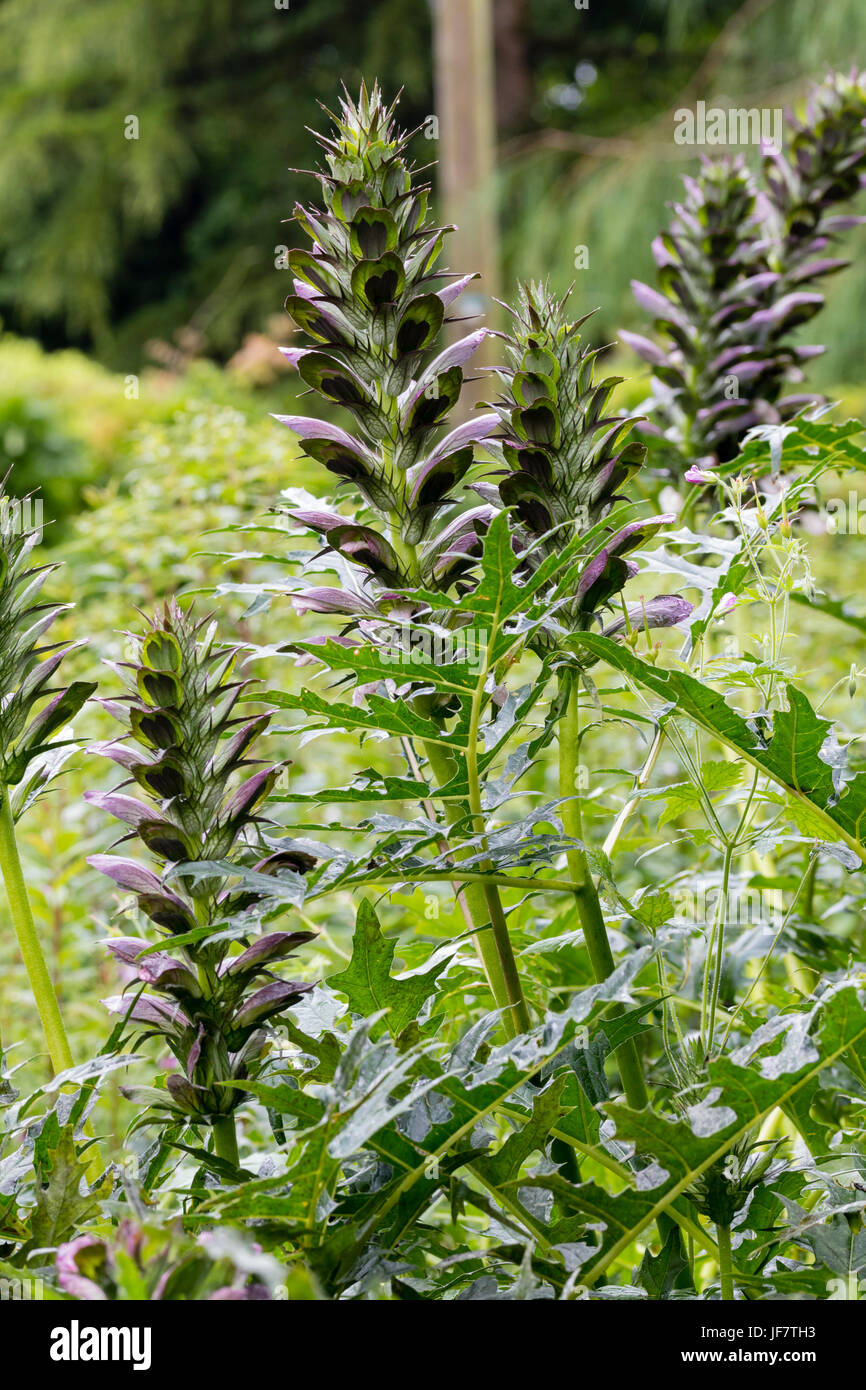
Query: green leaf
632,888,675,933
638,1213,695,1299
290,636,479,696
283,1019,342,1083
266,687,462,748
346,952,655,1249
649,781,702,830
577,634,866,862
26,1114,110,1252
700,760,747,794
571,981,866,1286
328,899,446,1036
732,415,866,476
473,1075,567,1189
274,772,435,805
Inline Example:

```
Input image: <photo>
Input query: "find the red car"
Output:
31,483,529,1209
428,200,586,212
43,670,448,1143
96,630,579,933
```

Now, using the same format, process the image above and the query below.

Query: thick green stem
212,1114,239,1167
422,737,529,1036
802,854,817,920
0,784,73,1076
481,883,531,1035
188,896,239,1168
464,673,531,1037
717,1222,734,1300
558,675,647,1109
393,505,527,1034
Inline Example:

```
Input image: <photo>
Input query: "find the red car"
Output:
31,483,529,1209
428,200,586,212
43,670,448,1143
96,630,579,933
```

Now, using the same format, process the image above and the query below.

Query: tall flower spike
764,68,866,278
625,157,780,465
0,484,95,1075
87,602,314,1152
486,283,688,640
275,81,496,598
0,491,95,791
627,71,866,474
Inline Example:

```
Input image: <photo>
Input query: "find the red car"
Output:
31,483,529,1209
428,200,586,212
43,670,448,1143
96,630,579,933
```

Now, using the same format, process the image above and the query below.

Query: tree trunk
432,0,499,405
493,0,532,133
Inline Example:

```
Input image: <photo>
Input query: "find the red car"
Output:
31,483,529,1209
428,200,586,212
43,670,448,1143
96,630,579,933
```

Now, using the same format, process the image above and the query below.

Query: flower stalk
716,1222,734,1301
558,673,647,1109
275,83,529,1029
420,733,520,1029
483,283,691,1096
0,783,73,1074
0,484,96,1073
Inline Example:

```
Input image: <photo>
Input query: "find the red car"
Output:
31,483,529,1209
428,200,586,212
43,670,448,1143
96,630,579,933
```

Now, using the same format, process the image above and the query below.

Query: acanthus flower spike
277,81,498,599
0,480,95,1075
628,73,866,480
88,601,315,1163
485,282,690,649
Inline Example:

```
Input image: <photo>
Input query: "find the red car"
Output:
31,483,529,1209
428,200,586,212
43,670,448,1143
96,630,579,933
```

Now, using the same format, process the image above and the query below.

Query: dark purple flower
87,855,166,897
231,980,314,1031
603,595,694,638
220,932,317,979
103,993,190,1037
84,791,154,828
291,587,369,616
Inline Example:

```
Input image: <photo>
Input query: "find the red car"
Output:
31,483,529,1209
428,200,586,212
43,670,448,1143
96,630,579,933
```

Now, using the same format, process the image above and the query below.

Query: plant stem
187,895,239,1168
802,853,817,919
603,724,666,859
422,736,529,1036
463,669,531,1037
0,784,73,1076
212,1114,239,1167
395,512,527,1035
401,734,514,1013
482,882,531,1035
558,674,647,1109
717,1222,734,1300
702,840,733,1058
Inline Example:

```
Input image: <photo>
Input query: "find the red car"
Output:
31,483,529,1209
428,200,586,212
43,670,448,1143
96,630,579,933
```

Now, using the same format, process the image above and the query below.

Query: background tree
1,0,864,388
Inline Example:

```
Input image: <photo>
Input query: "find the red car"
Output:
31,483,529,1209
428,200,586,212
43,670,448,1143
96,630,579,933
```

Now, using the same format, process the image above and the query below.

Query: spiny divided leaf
328,899,446,1036
578,634,866,859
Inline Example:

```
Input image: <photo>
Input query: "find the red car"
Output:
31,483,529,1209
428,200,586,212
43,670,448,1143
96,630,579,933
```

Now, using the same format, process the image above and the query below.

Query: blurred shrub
0,393,86,518
0,335,134,525
0,332,304,529
55,399,315,661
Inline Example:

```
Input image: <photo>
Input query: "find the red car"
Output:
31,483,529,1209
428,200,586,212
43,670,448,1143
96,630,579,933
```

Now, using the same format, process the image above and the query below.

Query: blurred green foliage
3,0,864,385
0,0,739,367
